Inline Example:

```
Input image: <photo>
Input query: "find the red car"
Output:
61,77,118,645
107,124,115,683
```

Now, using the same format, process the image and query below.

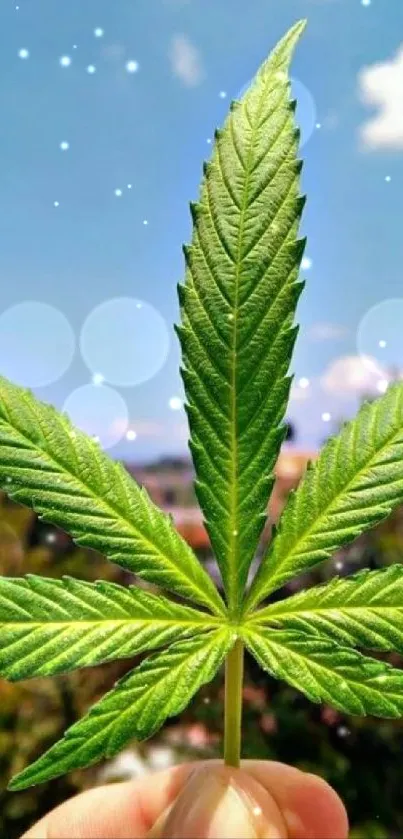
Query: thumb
148,765,287,838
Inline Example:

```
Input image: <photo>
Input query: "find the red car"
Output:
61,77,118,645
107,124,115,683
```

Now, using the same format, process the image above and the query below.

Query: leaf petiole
224,637,244,767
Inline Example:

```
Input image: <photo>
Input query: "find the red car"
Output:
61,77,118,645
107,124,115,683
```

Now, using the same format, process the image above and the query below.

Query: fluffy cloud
169,35,204,87
130,420,164,437
321,355,389,397
358,45,403,150
307,322,349,342
289,382,310,402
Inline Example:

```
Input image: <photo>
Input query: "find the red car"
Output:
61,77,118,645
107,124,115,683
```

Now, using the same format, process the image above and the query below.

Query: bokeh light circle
0,301,75,387
80,297,170,387
357,298,403,377
62,384,129,449
290,79,317,147
235,76,317,148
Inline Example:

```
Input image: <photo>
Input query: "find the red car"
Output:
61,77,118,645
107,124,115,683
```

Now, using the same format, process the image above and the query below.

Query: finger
149,764,287,839
21,764,195,839
21,759,349,839
149,761,348,839
244,761,349,839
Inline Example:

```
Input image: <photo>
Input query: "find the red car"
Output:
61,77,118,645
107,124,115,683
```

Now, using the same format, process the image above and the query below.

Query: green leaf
245,384,403,612
178,21,306,614
249,566,403,653
244,626,403,717
0,575,221,680
0,376,224,616
9,629,233,790
250,565,403,653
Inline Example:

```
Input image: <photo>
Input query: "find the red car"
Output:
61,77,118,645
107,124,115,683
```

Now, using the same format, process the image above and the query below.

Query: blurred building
3,444,317,560
127,447,317,553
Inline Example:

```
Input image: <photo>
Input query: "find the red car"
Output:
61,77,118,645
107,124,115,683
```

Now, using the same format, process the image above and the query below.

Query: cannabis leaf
2,19,403,796
9,629,233,790
244,627,403,717
245,383,403,613
249,566,403,653
0,375,224,616
178,20,306,614
0,576,220,680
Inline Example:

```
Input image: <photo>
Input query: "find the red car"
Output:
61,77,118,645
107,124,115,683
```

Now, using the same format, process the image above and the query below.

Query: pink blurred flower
260,713,277,734
242,685,266,710
321,706,341,726
185,723,210,748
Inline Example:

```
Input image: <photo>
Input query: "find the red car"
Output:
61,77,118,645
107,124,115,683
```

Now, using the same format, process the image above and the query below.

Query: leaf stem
224,638,244,767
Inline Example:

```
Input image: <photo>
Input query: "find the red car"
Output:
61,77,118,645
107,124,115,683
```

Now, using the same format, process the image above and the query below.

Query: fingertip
149,764,288,838
297,772,349,839
242,761,349,839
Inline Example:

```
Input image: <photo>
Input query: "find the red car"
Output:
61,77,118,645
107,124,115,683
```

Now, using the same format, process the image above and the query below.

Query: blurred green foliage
1,491,403,838
179,514,403,839
0,492,133,838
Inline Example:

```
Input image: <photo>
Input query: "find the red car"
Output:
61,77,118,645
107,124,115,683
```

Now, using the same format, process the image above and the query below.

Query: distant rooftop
124,448,318,550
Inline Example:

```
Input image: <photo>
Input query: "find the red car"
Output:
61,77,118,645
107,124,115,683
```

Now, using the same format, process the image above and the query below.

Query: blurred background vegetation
1,446,403,838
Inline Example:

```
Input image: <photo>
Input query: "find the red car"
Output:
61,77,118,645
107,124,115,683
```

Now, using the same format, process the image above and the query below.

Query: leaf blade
0,575,221,679
245,384,403,612
8,629,233,790
0,376,224,615
179,22,306,613
249,566,403,653
245,626,403,717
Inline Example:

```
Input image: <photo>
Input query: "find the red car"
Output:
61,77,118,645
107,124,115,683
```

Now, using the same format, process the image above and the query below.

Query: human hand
22,760,348,838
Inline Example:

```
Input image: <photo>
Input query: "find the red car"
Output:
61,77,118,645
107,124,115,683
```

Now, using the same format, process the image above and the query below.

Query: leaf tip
189,201,201,223
295,18,308,34
286,19,308,43
7,772,30,792
270,19,307,71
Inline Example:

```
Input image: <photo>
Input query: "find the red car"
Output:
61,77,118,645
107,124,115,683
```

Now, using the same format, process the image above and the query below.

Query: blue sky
0,0,402,460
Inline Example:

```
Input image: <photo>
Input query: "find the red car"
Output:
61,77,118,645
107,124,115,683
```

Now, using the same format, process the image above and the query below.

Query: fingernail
155,766,286,838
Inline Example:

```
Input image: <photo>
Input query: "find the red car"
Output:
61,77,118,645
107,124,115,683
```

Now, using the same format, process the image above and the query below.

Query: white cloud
358,45,403,150
321,355,389,397
308,322,349,342
290,382,310,402
169,35,204,87
129,420,163,437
